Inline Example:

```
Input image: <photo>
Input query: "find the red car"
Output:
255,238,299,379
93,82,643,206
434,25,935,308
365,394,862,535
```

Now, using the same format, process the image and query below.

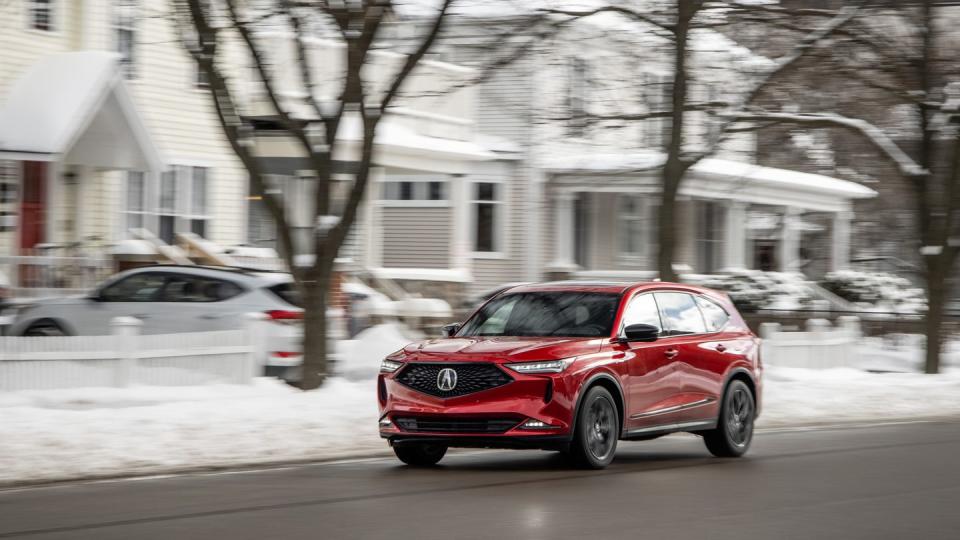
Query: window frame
616,194,655,265
121,164,211,242
470,180,505,256
113,0,138,79
653,291,709,337
27,0,56,32
378,178,450,208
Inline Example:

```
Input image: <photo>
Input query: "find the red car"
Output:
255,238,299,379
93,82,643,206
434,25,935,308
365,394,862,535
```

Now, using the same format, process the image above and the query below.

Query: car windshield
458,291,621,338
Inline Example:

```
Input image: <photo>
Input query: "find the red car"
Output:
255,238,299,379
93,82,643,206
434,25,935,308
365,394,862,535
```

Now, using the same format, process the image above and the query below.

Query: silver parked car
7,265,305,379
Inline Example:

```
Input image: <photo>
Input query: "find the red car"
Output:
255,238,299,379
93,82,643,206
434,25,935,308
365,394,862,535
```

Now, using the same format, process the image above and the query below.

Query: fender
570,370,626,438
721,365,761,416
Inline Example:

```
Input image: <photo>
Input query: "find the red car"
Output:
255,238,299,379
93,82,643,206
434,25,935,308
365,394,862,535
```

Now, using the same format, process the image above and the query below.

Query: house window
695,200,725,273
114,1,138,79
644,73,673,148
29,0,54,31
196,62,211,89
569,57,587,137
381,180,447,202
617,195,650,259
124,166,210,243
0,161,18,204
124,171,148,232
472,182,502,253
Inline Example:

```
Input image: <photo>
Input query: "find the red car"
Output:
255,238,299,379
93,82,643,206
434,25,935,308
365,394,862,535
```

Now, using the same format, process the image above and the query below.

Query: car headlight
504,359,573,374
380,358,404,373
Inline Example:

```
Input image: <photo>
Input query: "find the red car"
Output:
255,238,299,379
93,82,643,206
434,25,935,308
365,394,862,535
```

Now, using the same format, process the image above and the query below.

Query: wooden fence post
111,316,142,387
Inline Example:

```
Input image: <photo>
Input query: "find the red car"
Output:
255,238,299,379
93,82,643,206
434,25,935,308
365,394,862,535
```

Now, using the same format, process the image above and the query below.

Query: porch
545,156,877,280
0,52,163,288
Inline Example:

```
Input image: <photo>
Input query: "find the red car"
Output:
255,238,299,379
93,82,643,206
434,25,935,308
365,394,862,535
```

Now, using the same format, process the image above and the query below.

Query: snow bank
2,363,960,485
333,324,419,381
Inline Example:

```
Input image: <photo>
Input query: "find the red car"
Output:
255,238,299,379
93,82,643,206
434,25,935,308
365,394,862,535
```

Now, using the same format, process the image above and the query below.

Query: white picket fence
0,315,269,391
760,316,862,369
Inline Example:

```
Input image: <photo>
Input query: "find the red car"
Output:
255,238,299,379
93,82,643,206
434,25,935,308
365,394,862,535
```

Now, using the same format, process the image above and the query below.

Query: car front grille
395,363,512,398
393,416,520,434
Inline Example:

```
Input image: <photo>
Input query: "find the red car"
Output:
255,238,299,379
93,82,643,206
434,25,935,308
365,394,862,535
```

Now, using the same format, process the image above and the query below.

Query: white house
367,2,878,295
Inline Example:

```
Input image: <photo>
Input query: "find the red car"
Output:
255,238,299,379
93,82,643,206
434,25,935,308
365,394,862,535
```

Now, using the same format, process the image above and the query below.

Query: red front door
19,161,46,251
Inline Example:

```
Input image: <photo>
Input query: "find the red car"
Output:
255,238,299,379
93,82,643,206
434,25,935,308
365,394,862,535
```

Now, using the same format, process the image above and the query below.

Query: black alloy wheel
569,386,619,469
703,379,755,458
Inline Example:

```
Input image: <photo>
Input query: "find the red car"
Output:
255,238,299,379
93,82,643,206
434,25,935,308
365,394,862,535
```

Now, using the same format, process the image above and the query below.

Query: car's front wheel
568,386,619,469
393,443,447,467
703,379,755,457
23,320,67,337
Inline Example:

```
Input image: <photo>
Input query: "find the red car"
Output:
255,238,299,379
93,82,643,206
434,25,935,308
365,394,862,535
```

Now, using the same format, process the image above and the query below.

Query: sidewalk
3,364,960,486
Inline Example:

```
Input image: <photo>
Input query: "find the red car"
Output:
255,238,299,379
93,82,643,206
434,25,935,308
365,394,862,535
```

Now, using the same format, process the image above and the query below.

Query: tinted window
100,273,166,302
160,275,243,302
267,283,301,307
655,292,707,335
459,292,620,338
696,296,730,332
620,294,662,333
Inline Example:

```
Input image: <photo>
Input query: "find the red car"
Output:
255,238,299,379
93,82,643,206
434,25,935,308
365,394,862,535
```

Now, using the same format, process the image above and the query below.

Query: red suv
378,282,762,469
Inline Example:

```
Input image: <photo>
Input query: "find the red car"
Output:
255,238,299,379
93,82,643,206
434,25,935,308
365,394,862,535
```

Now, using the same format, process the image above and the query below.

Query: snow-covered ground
2,332,960,486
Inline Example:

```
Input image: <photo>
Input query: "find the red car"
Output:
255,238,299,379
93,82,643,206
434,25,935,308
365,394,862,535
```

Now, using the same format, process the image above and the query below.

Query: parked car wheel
23,319,68,337
568,386,619,469
393,443,447,467
703,379,755,458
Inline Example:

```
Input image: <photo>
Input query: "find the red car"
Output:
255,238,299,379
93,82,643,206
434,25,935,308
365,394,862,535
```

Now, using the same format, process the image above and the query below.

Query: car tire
703,379,755,458
393,443,447,467
23,320,67,337
568,386,619,469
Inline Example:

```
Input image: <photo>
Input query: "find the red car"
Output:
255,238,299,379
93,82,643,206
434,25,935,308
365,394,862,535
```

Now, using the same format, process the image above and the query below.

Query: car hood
399,336,605,363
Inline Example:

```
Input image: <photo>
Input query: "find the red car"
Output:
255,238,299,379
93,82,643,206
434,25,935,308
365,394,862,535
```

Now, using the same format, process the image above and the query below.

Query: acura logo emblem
437,368,458,391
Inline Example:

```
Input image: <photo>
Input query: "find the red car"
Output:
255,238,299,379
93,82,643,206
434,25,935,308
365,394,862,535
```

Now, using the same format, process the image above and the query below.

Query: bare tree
546,1,860,282
723,0,960,373
172,0,552,389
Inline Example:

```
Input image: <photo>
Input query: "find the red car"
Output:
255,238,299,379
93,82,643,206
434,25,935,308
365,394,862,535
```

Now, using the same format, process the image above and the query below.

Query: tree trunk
658,174,681,283
924,256,949,374
300,283,330,390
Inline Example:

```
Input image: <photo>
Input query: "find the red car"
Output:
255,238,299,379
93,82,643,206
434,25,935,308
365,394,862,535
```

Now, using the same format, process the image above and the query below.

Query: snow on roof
336,114,496,161
0,52,118,154
693,158,878,199
0,51,162,170
545,151,877,200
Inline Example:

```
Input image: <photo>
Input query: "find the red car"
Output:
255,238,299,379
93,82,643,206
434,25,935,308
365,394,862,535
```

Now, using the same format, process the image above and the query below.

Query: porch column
724,200,747,270
831,210,853,272
363,167,384,268
779,207,801,272
547,190,578,277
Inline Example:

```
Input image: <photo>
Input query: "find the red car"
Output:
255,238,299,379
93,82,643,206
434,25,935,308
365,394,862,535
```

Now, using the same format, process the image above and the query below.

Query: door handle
716,344,727,353
664,349,679,359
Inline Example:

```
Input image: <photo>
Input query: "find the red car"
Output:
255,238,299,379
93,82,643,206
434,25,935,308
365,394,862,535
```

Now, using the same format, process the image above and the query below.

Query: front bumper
378,367,579,447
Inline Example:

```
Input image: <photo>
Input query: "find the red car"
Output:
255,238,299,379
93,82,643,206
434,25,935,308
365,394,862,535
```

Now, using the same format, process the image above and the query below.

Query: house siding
0,0,248,250
381,207,452,269
449,43,534,294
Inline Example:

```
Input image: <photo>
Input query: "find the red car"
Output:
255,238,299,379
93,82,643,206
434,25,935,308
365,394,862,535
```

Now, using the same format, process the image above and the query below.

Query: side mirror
441,323,461,337
622,323,659,343
87,290,104,302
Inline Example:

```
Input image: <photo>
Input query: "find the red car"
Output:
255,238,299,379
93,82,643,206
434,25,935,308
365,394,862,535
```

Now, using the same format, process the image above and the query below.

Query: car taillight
265,310,304,324
270,351,301,358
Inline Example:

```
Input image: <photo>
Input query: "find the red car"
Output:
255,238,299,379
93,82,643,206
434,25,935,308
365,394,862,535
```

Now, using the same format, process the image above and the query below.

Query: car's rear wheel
393,443,447,467
703,379,755,458
568,386,619,469
23,320,67,337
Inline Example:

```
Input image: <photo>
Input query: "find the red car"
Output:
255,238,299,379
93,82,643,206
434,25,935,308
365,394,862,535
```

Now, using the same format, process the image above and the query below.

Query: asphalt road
1,420,959,540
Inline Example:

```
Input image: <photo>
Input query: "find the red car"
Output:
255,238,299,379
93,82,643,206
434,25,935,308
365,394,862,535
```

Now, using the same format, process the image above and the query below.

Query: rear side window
267,283,302,307
160,275,243,302
696,296,730,332
655,292,707,335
